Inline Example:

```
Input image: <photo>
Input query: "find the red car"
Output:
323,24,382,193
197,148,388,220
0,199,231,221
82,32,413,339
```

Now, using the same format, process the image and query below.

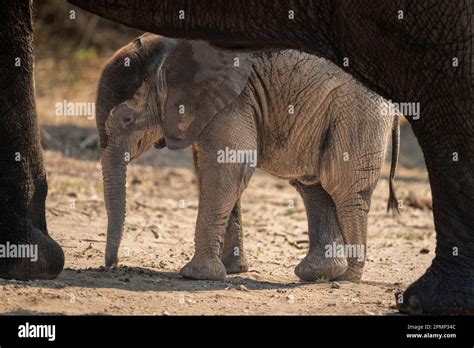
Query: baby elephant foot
180,257,227,280
336,265,363,283
222,255,249,274
295,252,348,282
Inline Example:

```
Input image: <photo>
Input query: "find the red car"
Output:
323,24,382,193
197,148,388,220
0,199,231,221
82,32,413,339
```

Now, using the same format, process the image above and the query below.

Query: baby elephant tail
387,112,400,215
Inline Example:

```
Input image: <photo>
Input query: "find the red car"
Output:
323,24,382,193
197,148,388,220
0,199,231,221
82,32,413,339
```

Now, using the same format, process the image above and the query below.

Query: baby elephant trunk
101,144,128,267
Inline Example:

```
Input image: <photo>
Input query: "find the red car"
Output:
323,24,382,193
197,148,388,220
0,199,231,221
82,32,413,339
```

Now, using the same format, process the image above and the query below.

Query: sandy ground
0,143,435,315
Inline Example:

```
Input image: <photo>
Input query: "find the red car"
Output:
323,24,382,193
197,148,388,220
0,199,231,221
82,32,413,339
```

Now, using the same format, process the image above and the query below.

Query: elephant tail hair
387,112,400,215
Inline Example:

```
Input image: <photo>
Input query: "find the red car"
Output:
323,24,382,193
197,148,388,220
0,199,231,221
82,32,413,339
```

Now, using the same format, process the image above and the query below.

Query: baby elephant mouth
154,138,166,149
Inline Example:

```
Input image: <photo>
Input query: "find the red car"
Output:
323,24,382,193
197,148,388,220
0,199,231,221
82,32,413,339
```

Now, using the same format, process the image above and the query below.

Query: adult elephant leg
0,0,64,280
397,112,474,314
292,182,348,281
221,200,249,274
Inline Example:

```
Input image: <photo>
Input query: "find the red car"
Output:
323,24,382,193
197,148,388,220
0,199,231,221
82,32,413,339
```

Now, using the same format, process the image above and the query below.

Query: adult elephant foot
397,260,474,315
0,162,65,281
0,226,64,280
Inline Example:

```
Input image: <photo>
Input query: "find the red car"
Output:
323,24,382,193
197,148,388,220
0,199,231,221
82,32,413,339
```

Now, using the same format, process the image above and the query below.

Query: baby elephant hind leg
221,200,249,274
331,191,371,283
323,146,384,283
293,182,348,282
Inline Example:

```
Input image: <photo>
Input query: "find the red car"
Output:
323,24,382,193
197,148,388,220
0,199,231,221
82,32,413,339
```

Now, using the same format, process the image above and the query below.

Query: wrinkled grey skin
0,1,65,280
97,34,399,282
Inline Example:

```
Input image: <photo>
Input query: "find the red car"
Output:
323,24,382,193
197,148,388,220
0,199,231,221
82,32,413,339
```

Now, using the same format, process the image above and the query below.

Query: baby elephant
97,33,399,282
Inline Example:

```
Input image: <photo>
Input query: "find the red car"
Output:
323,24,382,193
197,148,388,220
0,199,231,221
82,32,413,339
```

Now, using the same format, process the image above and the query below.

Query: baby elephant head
96,33,252,267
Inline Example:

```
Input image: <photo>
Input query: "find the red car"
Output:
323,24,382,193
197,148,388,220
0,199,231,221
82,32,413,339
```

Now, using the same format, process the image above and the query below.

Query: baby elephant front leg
180,155,254,280
221,200,249,274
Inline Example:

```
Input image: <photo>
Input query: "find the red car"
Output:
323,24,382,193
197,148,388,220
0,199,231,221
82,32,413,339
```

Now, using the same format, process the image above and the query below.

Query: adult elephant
0,0,471,315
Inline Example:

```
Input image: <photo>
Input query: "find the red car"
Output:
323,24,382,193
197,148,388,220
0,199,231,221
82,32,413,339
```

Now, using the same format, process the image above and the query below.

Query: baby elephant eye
122,116,132,124
121,113,137,128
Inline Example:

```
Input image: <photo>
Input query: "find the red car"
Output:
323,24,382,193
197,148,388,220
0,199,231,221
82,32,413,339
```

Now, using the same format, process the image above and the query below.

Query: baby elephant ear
161,40,253,149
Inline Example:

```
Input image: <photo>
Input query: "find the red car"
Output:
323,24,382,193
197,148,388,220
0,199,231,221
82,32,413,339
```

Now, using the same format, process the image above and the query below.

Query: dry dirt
0,146,434,315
